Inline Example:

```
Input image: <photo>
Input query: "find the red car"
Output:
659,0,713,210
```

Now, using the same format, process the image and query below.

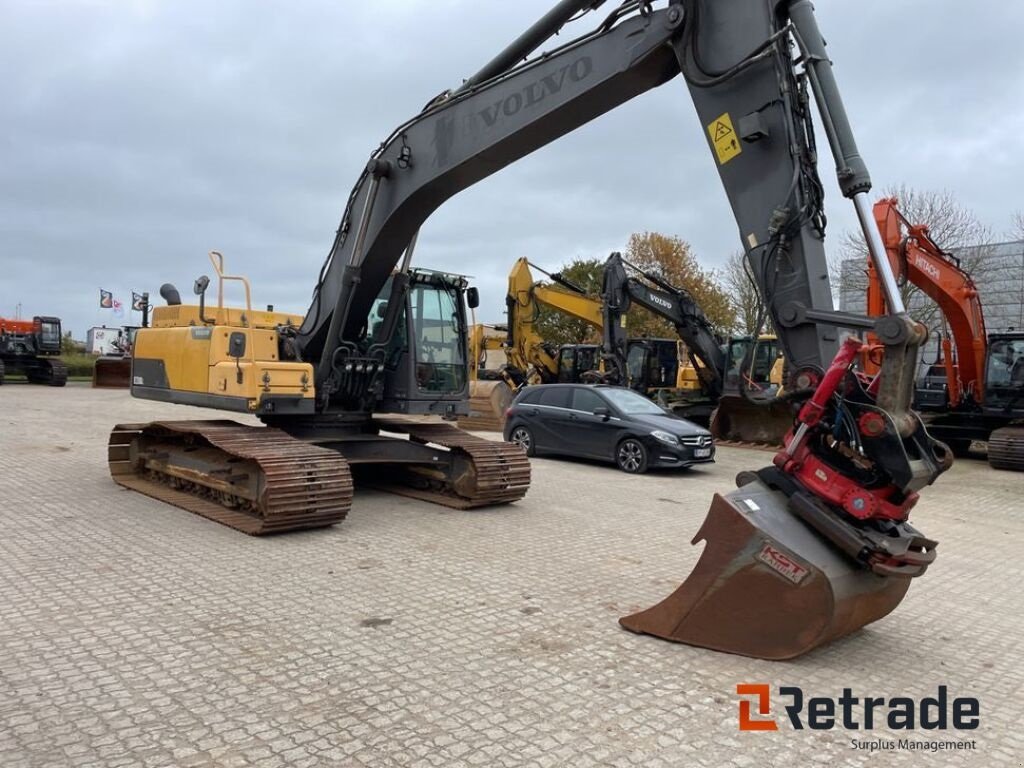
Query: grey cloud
1,0,1022,335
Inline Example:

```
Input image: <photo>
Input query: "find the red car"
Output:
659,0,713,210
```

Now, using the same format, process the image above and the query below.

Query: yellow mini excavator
112,0,952,659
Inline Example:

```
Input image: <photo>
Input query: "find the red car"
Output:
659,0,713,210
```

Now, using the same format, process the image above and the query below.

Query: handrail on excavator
208,250,254,325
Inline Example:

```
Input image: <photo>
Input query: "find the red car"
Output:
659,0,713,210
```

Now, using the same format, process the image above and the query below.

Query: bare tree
1011,210,1024,241
831,185,993,329
722,251,764,335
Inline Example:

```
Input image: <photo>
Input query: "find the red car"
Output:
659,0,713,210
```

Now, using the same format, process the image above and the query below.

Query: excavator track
108,421,353,534
988,425,1024,472
27,358,67,386
373,418,531,508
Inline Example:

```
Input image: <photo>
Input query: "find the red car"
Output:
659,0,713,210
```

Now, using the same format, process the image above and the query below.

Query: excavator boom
599,251,794,443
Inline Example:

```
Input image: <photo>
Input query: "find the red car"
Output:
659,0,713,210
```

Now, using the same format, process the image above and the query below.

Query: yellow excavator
470,255,792,443
111,0,951,659
465,257,691,429
463,257,606,429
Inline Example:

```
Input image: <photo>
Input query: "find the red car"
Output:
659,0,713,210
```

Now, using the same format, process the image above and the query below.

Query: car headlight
651,430,680,446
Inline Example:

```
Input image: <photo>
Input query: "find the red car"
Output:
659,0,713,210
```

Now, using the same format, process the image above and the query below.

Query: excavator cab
625,339,680,392
379,270,471,409
723,336,782,399
984,334,1024,411
555,344,599,383
33,316,63,354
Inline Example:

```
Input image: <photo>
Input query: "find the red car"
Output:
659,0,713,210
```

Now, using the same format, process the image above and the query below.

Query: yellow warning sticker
708,112,741,165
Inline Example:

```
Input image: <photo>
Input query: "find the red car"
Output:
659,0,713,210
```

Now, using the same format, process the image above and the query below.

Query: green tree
60,331,79,356
533,257,604,347
623,232,737,336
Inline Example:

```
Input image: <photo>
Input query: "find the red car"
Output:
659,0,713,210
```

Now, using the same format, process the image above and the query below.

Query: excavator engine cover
620,478,912,660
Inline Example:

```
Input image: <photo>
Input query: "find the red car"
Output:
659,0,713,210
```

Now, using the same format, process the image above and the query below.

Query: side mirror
466,287,480,309
228,331,246,359
194,275,210,296
593,406,611,421
377,302,388,318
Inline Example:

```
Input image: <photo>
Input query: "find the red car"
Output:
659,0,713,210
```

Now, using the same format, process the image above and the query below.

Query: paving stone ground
0,383,1021,767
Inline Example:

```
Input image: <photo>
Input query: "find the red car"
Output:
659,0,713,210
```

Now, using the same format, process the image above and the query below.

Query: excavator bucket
92,356,132,388
460,380,514,431
710,395,795,446
620,477,912,660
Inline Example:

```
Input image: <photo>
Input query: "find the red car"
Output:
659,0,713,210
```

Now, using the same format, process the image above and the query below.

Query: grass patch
61,353,98,377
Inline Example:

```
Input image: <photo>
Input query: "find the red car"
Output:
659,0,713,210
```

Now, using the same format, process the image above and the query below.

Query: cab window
557,348,576,383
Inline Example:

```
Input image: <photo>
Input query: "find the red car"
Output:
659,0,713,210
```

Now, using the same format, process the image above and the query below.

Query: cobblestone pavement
0,383,1021,767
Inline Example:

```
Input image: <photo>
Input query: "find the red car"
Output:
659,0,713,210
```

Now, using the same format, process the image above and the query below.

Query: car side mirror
593,406,610,421
194,275,210,296
466,287,480,309
228,331,246,359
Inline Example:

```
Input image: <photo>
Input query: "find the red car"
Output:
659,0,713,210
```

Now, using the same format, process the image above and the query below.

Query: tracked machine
0,315,66,386
862,198,1024,471
598,251,791,442
114,0,951,658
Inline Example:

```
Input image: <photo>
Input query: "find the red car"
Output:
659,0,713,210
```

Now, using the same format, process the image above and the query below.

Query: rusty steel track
374,418,531,508
108,421,353,534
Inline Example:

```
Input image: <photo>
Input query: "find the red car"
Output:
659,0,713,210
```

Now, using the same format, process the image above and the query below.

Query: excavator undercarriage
108,417,529,534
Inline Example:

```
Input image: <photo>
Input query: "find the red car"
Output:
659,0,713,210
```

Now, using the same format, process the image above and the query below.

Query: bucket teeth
620,480,915,660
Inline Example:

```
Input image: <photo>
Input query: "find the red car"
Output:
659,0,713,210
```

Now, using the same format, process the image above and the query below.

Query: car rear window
538,387,571,408
571,387,605,413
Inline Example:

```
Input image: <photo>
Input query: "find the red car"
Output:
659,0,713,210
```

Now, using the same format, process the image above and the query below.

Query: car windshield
599,387,667,415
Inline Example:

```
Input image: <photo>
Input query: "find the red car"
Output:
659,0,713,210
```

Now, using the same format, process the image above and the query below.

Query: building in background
86,326,123,356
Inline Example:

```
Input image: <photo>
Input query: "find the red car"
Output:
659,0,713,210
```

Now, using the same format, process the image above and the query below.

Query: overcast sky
2,0,1022,337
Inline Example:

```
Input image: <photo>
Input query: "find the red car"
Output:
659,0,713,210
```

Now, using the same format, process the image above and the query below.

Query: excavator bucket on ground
709,395,795,446
92,357,132,388
461,380,514,431
620,477,915,660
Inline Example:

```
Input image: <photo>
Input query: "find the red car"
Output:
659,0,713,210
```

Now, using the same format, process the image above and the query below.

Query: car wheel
616,438,648,474
509,425,535,457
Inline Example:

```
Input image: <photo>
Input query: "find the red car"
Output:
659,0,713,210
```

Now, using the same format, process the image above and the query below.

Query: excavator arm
600,250,726,398
503,257,604,383
294,0,852,414
283,0,953,658
869,197,988,407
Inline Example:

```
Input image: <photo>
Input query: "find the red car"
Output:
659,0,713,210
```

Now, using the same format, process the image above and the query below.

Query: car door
562,387,621,460
531,386,573,454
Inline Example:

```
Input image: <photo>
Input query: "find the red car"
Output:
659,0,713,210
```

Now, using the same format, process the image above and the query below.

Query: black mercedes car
502,383,714,473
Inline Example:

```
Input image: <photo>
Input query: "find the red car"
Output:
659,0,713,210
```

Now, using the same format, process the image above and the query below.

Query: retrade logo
737,684,779,731
736,685,979,732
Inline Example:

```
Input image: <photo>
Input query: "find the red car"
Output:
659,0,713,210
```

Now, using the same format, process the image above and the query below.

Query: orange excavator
865,198,1024,470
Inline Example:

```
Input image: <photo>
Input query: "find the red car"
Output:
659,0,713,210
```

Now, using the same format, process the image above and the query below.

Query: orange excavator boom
867,197,988,406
